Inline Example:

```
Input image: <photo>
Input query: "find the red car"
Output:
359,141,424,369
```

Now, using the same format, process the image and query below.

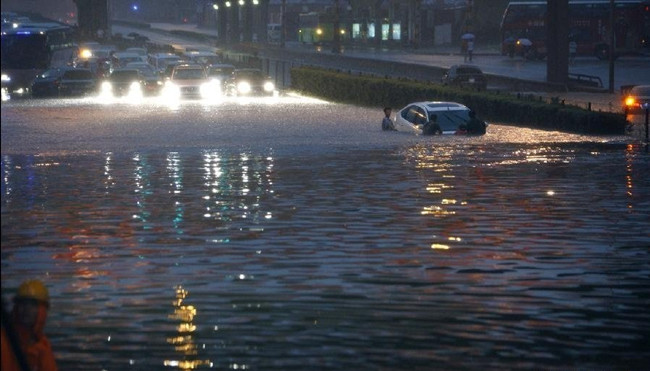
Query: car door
397,104,427,132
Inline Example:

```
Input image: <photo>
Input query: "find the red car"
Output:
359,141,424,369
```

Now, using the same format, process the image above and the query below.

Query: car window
63,70,94,79
235,70,264,79
110,70,139,81
436,110,471,132
208,67,234,76
457,67,481,75
402,105,427,125
632,86,650,95
174,68,205,79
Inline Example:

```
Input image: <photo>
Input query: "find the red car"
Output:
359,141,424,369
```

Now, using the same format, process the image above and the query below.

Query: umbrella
461,33,475,40
517,38,532,46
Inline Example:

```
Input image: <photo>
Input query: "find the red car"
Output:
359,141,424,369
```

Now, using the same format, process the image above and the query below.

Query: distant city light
132,4,139,11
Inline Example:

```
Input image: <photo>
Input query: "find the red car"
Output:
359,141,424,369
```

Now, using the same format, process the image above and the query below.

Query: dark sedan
100,69,145,98
224,68,276,96
441,64,488,91
58,68,97,97
30,67,65,98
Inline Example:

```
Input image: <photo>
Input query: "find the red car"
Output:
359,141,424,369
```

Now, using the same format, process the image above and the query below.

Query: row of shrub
290,66,627,135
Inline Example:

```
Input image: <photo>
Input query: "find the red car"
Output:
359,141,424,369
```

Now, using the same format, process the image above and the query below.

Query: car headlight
79,49,93,59
1,74,10,83
200,80,220,99
101,81,113,93
129,81,141,92
625,96,637,107
263,81,275,92
237,81,251,94
162,81,180,99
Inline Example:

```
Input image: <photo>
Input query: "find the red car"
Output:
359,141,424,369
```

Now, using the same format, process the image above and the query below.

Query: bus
298,12,347,45
500,1,650,59
1,21,76,96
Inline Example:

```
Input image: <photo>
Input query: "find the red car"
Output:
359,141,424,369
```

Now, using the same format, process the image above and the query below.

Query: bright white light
263,81,274,92
213,3,218,10
200,80,221,100
127,81,143,100
1,74,10,82
225,1,231,7
101,81,112,93
79,48,92,59
161,81,181,103
237,81,252,94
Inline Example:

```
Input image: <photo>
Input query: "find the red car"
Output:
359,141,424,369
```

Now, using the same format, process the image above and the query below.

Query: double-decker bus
500,0,650,59
1,20,76,97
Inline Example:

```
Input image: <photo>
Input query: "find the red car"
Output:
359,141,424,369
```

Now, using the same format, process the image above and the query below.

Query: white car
161,64,220,100
395,101,487,135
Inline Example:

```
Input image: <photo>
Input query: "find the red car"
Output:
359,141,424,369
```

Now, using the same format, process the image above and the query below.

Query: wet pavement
2,96,649,370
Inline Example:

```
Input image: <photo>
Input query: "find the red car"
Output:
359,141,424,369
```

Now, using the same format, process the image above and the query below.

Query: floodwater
2,96,649,370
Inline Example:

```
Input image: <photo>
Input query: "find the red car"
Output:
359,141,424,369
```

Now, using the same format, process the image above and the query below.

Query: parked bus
298,12,347,45
500,0,650,59
1,21,76,96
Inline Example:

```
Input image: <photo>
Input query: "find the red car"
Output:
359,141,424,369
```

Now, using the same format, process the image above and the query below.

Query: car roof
174,63,204,69
631,85,650,95
151,53,181,59
113,52,140,57
208,63,235,68
408,101,470,111
450,64,483,71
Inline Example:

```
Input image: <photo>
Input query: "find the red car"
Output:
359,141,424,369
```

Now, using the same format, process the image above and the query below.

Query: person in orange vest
2,280,59,371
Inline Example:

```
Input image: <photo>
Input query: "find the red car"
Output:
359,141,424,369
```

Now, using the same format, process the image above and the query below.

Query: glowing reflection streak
2,155,13,197
103,152,115,191
165,286,211,369
202,151,223,220
624,144,638,212
132,153,152,227
166,152,184,233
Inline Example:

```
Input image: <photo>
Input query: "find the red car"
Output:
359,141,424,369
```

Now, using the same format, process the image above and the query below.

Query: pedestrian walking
3,280,59,371
466,39,474,62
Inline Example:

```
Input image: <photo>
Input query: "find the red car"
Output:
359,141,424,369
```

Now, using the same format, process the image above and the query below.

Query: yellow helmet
15,279,50,305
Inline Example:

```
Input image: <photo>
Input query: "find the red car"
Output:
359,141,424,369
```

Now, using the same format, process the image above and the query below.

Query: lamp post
608,0,615,93
332,0,341,53
280,0,286,48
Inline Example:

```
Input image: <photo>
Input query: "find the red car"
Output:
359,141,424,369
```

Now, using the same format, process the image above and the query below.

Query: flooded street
2,96,649,370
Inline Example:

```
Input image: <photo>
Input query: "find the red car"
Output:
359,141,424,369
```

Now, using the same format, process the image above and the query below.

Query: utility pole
546,0,569,86
608,0,615,93
280,0,286,48
74,0,109,40
332,0,341,53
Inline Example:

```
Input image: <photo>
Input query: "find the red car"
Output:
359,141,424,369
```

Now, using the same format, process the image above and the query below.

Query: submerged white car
394,101,487,135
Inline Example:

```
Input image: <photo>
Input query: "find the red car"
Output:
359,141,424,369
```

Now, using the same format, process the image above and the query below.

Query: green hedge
291,66,626,134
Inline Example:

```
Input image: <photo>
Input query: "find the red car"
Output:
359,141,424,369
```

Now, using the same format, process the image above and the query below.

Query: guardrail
568,73,603,89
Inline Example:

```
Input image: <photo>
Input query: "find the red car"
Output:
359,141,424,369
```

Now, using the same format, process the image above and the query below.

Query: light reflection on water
1,138,650,370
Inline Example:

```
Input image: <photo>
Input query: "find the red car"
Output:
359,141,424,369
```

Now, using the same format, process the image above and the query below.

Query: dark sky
1,0,77,23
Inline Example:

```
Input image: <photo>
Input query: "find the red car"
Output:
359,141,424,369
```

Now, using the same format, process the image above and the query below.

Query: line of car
22,44,277,100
